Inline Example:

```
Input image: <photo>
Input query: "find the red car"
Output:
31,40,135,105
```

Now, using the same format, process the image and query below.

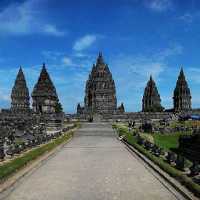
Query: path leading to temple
2,123,186,200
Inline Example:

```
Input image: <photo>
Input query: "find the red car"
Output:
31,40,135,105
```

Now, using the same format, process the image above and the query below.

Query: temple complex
11,67,30,114
142,76,163,112
78,53,117,117
0,57,197,124
173,68,191,112
32,64,59,114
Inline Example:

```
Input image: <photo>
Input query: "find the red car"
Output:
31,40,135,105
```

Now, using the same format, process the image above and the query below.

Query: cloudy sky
0,0,200,113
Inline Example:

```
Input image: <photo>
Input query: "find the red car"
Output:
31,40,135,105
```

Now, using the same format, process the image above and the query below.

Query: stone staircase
75,122,116,137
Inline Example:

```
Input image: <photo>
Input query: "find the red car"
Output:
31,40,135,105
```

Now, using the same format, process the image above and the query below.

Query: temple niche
142,76,163,112
78,53,117,116
11,67,30,114
173,68,192,112
32,64,60,114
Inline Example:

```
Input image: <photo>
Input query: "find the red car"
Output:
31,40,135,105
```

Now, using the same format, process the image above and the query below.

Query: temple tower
32,64,59,114
77,103,84,115
83,52,117,115
117,102,125,114
173,68,191,112
11,67,30,113
142,75,163,112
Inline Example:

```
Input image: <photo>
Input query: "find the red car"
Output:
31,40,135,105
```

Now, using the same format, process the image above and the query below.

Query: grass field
153,132,189,150
170,120,200,128
118,122,193,150
138,132,191,151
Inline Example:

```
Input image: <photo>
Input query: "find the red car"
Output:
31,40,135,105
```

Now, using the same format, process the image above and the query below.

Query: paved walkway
1,123,186,200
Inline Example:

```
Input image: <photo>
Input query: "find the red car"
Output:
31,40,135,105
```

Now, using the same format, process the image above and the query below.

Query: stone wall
70,108,200,122
70,111,174,122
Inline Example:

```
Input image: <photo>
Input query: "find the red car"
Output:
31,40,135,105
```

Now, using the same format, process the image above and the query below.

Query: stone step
75,123,116,136
80,122,112,128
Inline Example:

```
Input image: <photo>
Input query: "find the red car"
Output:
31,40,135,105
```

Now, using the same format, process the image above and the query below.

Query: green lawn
153,132,192,150
117,124,184,150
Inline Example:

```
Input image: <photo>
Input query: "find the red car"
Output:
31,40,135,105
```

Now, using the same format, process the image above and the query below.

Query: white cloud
187,68,200,84
0,0,65,36
179,13,194,23
109,44,184,111
111,56,166,92
42,51,74,67
155,44,183,61
42,51,63,61
111,44,183,90
0,92,10,102
178,12,200,25
73,35,97,51
43,24,65,37
41,50,94,69
73,52,89,58
145,0,173,12
62,57,73,66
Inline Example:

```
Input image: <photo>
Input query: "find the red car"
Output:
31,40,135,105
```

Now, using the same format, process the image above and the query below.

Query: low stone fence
0,123,77,161
113,124,200,197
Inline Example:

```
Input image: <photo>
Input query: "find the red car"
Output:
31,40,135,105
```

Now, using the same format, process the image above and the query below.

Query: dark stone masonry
173,68,192,112
77,53,125,118
76,53,195,122
0,63,65,160
11,67,30,114
1,54,195,124
32,64,60,114
84,52,117,115
142,75,163,112
179,134,200,163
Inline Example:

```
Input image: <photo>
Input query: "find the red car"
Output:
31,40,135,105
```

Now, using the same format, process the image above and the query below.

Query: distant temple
142,75,163,112
2,56,197,123
32,64,60,114
173,68,191,112
78,53,118,116
117,102,125,114
11,67,30,114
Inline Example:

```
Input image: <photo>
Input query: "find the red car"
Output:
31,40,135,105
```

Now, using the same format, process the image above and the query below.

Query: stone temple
142,75,163,112
173,68,191,112
77,53,123,118
32,63,59,114
11,67,30,114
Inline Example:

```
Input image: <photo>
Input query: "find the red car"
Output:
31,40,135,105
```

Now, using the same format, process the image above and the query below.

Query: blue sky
0,0,200,113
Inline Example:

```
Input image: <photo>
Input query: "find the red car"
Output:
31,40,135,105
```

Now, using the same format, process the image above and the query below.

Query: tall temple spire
117,102,125,114
96,52,105,65
83,53,117,115
42,62,46,70
173,68,191,112
142,76,163,112
11,67,30,113
180,67,184,76
32,64,60,114
150,74,153,81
